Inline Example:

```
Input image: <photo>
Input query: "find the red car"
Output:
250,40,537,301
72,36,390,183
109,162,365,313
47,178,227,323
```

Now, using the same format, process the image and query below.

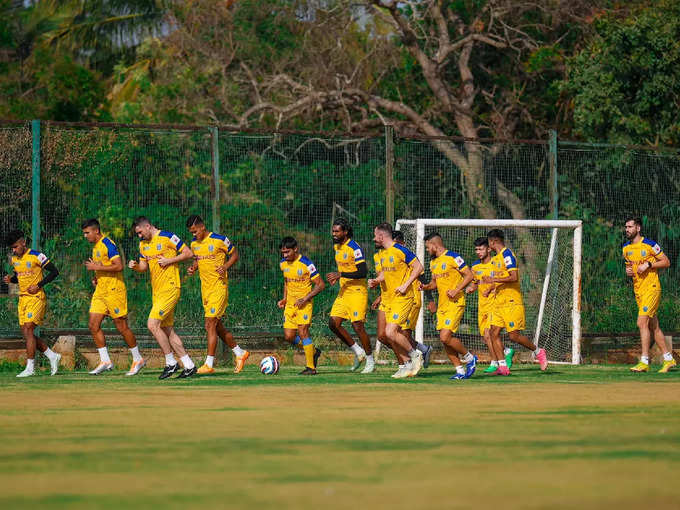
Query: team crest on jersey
283,267,289,272
26,262,31,268
389,256,394,263
156,243,162,251
159,310,164,316
442,263,447,270
96,251,101,257
209,245,214,252
627,251,633,256
343,252,348,259
445,319,451,325
143,245,149,251
641,250,647,257
303,314,309,320
114,308,120,314
297,269,303,276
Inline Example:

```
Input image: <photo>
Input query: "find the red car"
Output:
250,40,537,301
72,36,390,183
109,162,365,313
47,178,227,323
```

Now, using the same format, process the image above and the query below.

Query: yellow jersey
373,250,388,297
191,232,235,293
378,242,418,298
490,247,523,306
92,236,124,292
622,237,664,295
470,260,494,311
334,238,366,290
280,255,320,300
11,249,50,298
430,250,467,308
139,230,185,293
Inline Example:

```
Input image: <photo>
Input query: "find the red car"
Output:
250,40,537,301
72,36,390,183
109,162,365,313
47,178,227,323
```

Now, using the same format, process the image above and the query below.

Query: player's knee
113,319,129,333
328,316,341,330
351,321,366,334
146,319,161,333
88,320,101,334
636,316,649,329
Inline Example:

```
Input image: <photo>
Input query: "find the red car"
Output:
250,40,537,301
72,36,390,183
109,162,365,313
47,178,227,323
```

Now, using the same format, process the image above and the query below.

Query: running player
325,218,373,374
186,215,250,374
368,223,424,379
278,237,324,375
82,219,145,376
483,229,547,375
392,230,432,367
128,217,197,379
420,232,477,380
466,237,514,373
3,230,61,378
622,217,676,373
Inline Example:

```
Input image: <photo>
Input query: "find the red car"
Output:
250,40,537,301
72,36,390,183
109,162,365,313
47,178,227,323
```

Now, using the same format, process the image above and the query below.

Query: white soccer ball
260,355,280,375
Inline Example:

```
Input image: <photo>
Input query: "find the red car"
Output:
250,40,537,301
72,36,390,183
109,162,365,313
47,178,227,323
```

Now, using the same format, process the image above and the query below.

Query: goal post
395,218,583,365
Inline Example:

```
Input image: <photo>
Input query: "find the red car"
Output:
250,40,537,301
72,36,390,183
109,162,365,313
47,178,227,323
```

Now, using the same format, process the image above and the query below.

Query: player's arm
84,256,123,272
158,244,193,267
339,261,367,280
638,253,670,274
128,256,149,273
222,246,239,272
396,259,423,295
368,270,385,288
27,261,59,294
298,275,325,306
371,293,382,310
486,269,518,284
466,280,479,293
3,272,18,284
446,266,474,300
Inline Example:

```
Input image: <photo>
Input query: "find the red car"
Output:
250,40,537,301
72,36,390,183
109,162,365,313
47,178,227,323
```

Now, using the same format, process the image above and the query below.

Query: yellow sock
303,343,315,368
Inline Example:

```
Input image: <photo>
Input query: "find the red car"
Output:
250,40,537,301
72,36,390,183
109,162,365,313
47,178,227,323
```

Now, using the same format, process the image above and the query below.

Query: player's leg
297,323,318,375
148,317,178,379
112,316,145,376
163,325,196,378
216,321,249,374
328,297,357,348
488,324,509,375
649,316,676,373
19,321,60,377
88,313,114,374
385,320,423,378
198,316,220,374
352,320,375,373
405,304,432,366
440,328,466,379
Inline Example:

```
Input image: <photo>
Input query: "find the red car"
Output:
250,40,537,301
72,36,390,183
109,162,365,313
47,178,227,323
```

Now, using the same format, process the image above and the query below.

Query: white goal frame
395,218,583,365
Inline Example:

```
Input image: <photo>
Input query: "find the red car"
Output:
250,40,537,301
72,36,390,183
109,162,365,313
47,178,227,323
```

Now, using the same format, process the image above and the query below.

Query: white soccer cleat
350,351,366,372
49,353,61,376
89,361,113,375
16,367,35,378
391,365,411,379
361,358,375,374
408,351,423,377
125,358,146,376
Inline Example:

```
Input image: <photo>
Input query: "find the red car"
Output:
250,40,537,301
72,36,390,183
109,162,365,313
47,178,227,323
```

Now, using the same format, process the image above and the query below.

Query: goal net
395,219,582,365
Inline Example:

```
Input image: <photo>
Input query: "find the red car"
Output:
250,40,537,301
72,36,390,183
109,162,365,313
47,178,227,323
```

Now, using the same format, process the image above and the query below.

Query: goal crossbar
395,218,583,365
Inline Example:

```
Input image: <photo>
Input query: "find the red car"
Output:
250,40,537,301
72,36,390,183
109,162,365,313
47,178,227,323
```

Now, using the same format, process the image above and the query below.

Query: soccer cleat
483,364,499,374
350,351,366,372
505,348,515,369
298,367,317,375
630,361,649,373
126,359,146,376
234,350,250,374
391,366,411,379
495,365,511,376
197,364,215,375
658,359,677,373
449,371,467,380
176,366,197,379
465,354,478,378
421,344,433,369
159,363,179,380
313,347,322,369
49,353,61,376
535,348,548,371
360,357,375,374
89,361,113,376
16,367,35,378
408,350,423,377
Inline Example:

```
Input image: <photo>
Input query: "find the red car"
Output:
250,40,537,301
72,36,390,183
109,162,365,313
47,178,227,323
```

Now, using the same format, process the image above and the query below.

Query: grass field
1,364,679,510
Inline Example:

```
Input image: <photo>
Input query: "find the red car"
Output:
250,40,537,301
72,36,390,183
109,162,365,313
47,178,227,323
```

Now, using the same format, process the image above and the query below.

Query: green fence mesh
1,121,679,343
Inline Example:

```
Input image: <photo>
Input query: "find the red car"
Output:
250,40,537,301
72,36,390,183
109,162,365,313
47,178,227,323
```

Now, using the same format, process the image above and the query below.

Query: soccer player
483,229,547,375
368,223,424,379
420,233,477,380
128,217,197,379
3,230,61,378
186,215,250,374
82,219,145,376
466,237,514,373
278,237,324,375
392,230,432,367
325,218,373,374
622,217,676,373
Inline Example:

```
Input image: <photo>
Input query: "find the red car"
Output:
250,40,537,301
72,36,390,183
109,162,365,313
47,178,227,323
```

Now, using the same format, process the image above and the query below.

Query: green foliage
564,0,680,146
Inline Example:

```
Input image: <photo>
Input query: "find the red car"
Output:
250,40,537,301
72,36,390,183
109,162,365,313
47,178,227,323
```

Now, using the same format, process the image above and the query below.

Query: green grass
0,364,679,509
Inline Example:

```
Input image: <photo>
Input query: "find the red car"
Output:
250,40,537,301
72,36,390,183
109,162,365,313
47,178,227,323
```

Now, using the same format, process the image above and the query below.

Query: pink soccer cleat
495,365,511,376
536,348,548,371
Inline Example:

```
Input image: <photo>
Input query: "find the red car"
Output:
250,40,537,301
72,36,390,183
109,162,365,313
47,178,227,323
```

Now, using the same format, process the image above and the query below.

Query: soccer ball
260,355,280,375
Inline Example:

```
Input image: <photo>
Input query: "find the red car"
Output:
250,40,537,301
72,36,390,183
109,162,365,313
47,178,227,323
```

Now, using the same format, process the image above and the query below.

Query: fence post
385,125,395,225
549,129,558,219
31,120,41,250
210,126,220,233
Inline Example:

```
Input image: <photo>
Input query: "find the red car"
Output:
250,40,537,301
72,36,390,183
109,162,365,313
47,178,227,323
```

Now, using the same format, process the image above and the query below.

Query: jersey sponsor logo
354,248,362,258
37,253,48,264
455,256,465,267
504,255,513,267
652,244,661,254
308,264,317,273
170,234,180,245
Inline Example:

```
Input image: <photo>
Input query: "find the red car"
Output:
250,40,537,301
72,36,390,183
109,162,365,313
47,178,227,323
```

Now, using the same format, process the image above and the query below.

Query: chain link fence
2,121,679,343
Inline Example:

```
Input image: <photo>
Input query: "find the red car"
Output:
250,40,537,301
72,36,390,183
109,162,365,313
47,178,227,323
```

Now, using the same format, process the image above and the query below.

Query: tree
563,0,680,146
